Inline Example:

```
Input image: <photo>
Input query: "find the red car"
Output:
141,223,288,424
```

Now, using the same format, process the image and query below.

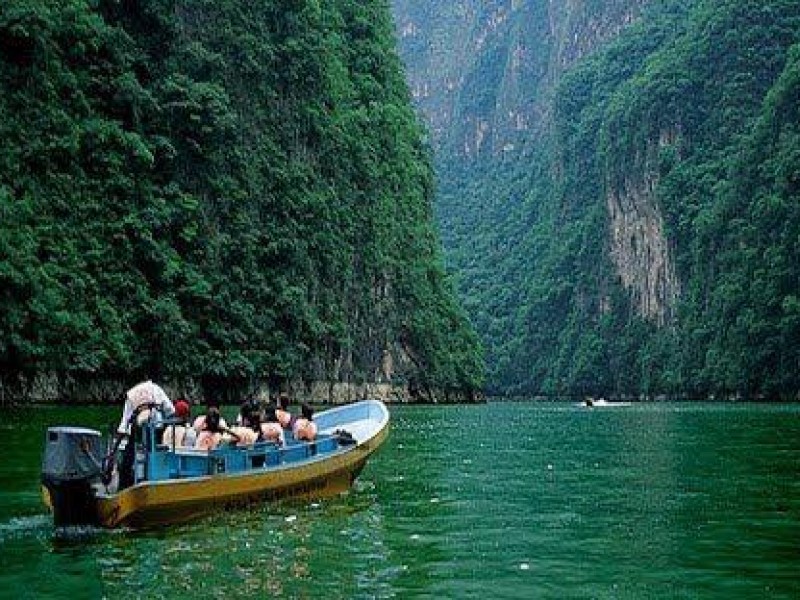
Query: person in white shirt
105,380,176,489
117,380,175,435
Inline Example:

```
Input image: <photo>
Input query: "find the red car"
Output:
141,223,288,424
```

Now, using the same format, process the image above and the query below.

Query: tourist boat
579,397,632,408
41,399,390,529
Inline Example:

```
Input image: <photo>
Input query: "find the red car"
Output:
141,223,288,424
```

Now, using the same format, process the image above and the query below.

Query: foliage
395,0,800,398
0,0,484,398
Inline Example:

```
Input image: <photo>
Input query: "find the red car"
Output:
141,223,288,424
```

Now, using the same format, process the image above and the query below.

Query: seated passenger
224,425,258,447
276,394,294,430
260,405,285,446
235,398,259,427
193,403,228,434
293,403,317,442
195,407,224,451
162,398,197,448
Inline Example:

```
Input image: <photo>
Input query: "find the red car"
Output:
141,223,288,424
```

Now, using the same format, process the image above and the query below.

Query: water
1,402,799,598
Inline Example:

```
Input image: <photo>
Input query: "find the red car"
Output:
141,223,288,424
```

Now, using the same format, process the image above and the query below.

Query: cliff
0,0,484,404
393,0,800,398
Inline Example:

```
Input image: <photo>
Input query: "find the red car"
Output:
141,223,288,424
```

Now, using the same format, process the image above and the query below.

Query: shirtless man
275,395,294,430
293,403,318,442
260,405,285,446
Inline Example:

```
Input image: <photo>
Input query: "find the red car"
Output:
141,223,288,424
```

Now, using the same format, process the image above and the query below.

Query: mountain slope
393,0,800,398
0,0,483,403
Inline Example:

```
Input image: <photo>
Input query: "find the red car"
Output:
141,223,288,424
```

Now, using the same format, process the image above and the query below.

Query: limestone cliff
393,0,647,158
606,169,680,325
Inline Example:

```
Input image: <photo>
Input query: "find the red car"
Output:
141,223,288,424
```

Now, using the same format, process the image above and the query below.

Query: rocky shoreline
0,372,482,406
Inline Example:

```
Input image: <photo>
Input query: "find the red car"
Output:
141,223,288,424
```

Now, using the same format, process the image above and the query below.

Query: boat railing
135,423,343,483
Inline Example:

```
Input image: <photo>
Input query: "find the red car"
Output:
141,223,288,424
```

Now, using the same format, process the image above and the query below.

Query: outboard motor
41,427,103,527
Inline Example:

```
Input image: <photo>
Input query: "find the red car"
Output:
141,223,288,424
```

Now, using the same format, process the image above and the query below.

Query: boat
579,398,632,408
41,399,390,529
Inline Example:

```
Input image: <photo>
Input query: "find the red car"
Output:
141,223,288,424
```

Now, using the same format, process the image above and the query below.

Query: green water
1,402,798,599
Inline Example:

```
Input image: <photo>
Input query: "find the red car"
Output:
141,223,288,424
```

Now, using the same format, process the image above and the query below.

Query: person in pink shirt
293,403,317,442
260,405,285,446
195,407,225,450
275,395,294,430
224,425,258,447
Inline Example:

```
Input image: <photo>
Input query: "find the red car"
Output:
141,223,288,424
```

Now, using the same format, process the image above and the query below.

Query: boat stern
41,427,104,527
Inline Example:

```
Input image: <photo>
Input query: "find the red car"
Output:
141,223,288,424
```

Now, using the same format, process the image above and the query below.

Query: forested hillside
0,0,483,404
393,0,800,399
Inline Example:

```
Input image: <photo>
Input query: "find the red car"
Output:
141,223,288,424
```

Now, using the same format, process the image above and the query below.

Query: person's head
278,394,290,410
264,404,278,423
205,407,221,433
248,409,262,432
175,398,191,420
240,400,253,423
301,403,314,420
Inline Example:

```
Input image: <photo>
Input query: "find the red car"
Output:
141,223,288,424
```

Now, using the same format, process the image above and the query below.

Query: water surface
1,402,798,598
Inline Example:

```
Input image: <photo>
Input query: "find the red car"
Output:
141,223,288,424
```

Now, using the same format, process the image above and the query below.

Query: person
193,402,228,434
276,394,294,430
162,398,197,448
260,404,285,446
293,403,317,442
225,406,262,447
235,398,260,427
224,425,259,447
106,380,175,490
117,380,175,435
195,407,225,450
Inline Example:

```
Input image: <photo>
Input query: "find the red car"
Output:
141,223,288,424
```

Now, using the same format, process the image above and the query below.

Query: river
1,402,798,598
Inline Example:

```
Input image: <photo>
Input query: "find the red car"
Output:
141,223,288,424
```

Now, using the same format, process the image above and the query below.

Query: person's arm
153,385,175,418
221,426,242,444
117,400,134,434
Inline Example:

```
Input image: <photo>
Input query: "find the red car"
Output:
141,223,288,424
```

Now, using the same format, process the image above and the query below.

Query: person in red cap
162,397,197,448
175,398,191,420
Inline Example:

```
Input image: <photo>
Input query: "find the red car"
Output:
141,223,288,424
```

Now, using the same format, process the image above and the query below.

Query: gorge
392,0,800,399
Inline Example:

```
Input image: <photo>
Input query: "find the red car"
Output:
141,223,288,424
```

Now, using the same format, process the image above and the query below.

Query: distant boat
579,398,632,408
41,400,389,529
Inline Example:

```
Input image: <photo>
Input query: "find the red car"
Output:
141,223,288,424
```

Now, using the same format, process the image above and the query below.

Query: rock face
1,371,469,406
606,171,680,325
392,0,647,159
1,333,472,405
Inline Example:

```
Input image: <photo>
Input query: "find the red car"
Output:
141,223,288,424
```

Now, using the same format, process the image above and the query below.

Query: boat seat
161,434,341,478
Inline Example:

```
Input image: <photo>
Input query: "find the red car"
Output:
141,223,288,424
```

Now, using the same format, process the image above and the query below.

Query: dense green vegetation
395,0,800,399
0,0,483,402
